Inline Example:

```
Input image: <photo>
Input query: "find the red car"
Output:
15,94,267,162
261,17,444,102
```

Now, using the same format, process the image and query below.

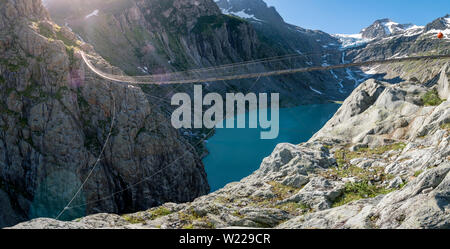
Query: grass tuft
332,181,393,207
422,89,444,106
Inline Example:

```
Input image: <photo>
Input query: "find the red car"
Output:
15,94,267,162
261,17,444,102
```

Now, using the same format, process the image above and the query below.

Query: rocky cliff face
0,0,209,228
11,61,449,229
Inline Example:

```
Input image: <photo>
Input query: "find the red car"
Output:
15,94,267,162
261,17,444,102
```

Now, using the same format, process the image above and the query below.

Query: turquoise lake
202,104,340,192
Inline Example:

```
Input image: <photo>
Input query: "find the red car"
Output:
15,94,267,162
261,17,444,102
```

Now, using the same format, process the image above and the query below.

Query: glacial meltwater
203,104,340,192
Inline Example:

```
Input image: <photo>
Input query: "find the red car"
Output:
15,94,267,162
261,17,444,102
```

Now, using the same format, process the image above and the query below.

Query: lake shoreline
203,103,341,192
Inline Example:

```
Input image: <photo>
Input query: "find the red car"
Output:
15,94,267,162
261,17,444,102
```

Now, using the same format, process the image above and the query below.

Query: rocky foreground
10,63,450,229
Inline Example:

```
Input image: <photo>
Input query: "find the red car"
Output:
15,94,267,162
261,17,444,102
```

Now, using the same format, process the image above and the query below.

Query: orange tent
437,32,444,39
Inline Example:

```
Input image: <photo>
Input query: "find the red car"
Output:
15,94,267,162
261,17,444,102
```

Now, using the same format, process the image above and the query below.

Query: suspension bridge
81,51,450,85
54,48,450,220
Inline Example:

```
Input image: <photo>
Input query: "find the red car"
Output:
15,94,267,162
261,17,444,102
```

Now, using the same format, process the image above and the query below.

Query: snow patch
445,17,450,26
220,8,264,22
138,66,149,74
333,33,372,49
426,29,450,39
85,10,99,20
363,65,380,75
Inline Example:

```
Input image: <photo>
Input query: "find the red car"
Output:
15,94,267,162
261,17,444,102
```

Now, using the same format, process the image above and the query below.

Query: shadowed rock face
0,0,209,228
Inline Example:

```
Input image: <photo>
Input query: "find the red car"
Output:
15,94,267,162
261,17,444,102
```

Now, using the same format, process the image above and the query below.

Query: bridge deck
81,52,450,85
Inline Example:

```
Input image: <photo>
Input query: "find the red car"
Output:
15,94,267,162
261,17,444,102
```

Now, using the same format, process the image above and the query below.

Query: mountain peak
425,14,450,32
374,18,392,23
361,18,423,39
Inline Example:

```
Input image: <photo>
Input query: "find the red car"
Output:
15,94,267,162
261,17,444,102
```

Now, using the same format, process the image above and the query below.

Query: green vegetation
334,143,406,168
422,89,444,106
0,75,5,84
0,57,28,72
325,163,392,183
267,181,303,200
121,207,172,225
275,202,312,213
65,46,75,67
38,22,54,38
325,146,397,183
440,122,450,130
332,181,393,208
38,22,80,48
323,144,333,150
122,214,145,224
414,170,423,177
150,207,172,219
235,181,307,218
232,210,245,218
56,31,79,48
178,209,215,229
353,143,406,157
320,143,411,207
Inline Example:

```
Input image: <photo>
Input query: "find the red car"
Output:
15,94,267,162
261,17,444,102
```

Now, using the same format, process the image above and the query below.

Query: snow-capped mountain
424,14,450,38
342,14,450,83
360,18,424,39
425,14,450,31
333,16,447,49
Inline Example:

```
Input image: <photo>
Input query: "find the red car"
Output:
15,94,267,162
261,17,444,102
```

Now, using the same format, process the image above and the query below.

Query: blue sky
263,0,450,34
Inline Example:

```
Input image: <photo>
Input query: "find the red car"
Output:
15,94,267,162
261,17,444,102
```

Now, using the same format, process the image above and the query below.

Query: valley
0,0,449,229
